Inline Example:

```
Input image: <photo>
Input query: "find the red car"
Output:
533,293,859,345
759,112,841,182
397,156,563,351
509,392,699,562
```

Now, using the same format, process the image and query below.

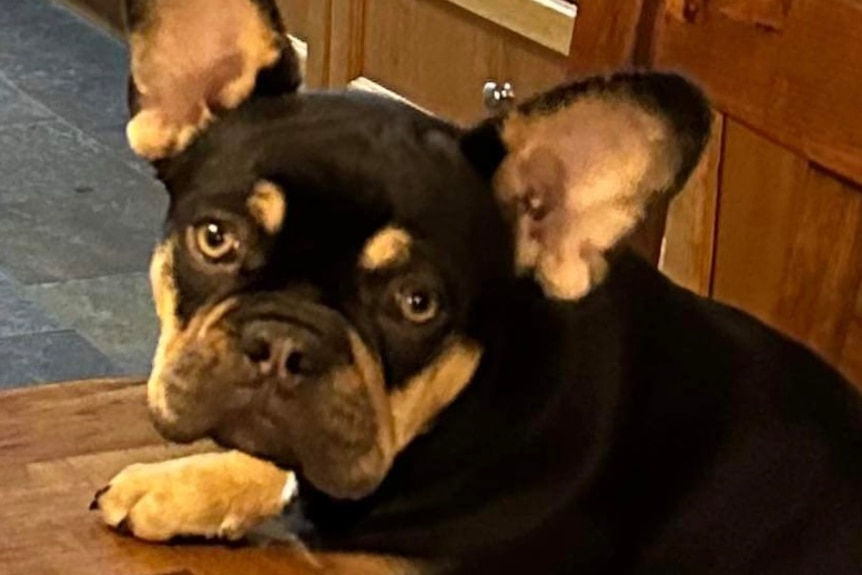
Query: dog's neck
294,255,651,564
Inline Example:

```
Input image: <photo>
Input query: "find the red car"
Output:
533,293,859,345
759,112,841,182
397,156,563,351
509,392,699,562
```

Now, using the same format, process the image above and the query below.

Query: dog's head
124,0,711,500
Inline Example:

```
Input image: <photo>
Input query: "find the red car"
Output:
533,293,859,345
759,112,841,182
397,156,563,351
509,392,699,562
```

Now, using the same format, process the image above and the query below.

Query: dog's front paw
91,451,297,542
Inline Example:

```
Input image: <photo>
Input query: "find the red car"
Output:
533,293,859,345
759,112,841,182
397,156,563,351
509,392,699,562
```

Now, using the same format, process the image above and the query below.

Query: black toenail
89,485,111,510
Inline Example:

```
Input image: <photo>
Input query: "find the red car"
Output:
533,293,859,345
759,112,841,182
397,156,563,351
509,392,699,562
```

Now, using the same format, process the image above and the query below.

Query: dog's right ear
123,0,302,162
460,73,711,300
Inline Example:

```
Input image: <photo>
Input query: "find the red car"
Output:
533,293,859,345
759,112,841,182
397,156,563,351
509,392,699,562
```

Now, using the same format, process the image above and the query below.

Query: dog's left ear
461,73,711,300
123,0,302,161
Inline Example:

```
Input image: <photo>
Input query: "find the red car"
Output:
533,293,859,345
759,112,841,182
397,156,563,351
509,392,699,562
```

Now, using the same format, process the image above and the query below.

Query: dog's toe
89,484,111,510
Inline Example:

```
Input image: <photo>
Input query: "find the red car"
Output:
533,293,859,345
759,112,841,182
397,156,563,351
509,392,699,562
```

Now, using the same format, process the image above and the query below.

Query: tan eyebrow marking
247,180,287,234
359,226,413,271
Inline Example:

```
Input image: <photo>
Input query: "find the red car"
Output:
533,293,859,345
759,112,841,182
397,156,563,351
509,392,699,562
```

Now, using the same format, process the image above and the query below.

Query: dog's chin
148,405,213,444
211,417,298,466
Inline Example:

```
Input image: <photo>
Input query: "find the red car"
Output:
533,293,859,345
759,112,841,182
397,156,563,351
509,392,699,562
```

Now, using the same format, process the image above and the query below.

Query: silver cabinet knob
483,81,516,113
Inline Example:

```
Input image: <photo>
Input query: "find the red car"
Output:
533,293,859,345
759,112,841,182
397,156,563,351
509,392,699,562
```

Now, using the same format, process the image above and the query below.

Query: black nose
240,320,324,382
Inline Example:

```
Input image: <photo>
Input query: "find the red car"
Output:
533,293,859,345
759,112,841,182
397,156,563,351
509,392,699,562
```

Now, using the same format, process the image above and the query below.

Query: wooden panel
567,0,645,75
444,0,577,55
328,0,365,87
713,120,862,386
660,113,725,295
276,0,331,88
350,0,567,124
652,0,862,186
0,378,162,466
276,0,317,41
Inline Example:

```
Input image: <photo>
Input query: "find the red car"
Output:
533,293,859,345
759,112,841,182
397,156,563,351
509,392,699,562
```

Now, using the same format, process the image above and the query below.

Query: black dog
92,1,862,573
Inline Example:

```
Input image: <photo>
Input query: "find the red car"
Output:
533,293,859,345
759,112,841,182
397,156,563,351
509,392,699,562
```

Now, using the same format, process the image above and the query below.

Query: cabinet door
649,0,862,388
328,0,574,125
276,0,331,88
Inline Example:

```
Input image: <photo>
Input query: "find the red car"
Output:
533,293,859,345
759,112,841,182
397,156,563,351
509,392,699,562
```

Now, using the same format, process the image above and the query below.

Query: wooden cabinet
330,0,570,124
277,0,573,124
274,0,329,88
60,0,574,122
645,1,862,387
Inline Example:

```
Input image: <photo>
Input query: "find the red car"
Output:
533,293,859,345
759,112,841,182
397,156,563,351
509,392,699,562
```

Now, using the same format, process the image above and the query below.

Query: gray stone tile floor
0,0,165,387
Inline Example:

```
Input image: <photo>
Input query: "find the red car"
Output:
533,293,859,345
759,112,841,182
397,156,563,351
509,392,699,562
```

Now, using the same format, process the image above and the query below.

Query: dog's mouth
147,303,397,499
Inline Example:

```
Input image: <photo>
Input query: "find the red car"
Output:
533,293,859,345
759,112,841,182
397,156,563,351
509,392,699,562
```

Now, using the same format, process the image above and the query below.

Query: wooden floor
0,379,320,575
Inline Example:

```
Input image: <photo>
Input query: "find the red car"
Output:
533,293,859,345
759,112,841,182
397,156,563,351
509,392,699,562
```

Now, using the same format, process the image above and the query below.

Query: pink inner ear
127,0,281,159
495,96,680,300
136,2,270,118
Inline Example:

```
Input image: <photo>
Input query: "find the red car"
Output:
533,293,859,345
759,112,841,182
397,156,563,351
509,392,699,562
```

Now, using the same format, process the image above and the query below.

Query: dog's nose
240,320,323,382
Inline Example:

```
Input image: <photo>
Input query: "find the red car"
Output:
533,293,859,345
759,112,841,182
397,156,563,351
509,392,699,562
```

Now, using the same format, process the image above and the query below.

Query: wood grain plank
714,0,792,31
567,0,645,75
328,0,366,87
661,113,724,295
276,0,333,88
358,0,566,124
276,0,314,41
712,121,862,387
770,166,862,363
0,379,162,466
0,380,315,575
712,121,806,319
442,0,576,55
652,0,862,186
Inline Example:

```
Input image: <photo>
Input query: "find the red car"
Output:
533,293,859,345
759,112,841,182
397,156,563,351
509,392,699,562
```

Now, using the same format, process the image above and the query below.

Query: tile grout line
0,63,150,177
23,270,152,290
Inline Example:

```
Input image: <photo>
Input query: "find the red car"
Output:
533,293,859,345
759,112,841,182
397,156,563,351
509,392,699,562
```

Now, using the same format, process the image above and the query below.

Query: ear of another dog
123,0,302,162
460,72,712,301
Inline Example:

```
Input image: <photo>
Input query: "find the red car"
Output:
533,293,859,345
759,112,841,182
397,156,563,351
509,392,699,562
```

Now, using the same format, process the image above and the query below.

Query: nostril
284,350,309,376
245,336,272,365
241,321,324,380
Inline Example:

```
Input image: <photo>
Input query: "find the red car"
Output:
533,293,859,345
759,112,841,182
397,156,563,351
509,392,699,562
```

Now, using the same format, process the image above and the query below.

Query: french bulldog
92,0,862,573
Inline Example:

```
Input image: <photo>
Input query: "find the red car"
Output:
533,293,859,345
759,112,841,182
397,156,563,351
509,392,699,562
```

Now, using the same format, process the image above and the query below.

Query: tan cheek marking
147,240,245,431
149,241,178,330
389,338,483,452
359,227,413,271
247,180,287,234
346,330,397,465
148,241,181,422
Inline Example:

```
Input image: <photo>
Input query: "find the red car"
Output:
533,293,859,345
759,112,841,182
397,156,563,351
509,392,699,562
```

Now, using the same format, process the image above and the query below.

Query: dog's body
91,1,862,573
300,245,862,574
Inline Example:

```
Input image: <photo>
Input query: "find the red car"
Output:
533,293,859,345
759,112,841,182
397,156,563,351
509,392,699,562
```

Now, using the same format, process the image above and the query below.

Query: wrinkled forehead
164,92,502,242
168,96,461,202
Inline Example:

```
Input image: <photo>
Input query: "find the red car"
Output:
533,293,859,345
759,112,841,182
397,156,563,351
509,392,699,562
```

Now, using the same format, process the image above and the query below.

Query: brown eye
396,287,439,324
191,221,240,263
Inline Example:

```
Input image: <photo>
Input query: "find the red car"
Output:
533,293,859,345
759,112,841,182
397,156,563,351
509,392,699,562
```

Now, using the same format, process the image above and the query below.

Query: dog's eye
191,221,240,264
396,287,439,324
